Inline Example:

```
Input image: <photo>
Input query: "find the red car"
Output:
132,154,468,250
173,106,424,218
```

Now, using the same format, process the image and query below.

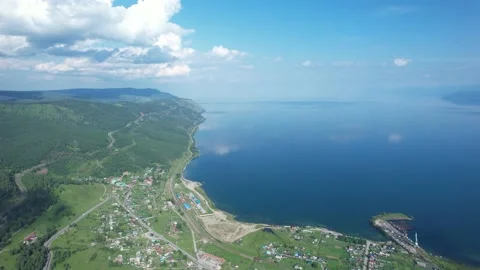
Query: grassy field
196,228,357,270
151,210,195,255
201,243,255,270
8,184,104,247
53,245,136,270
51,202,137,270
0,184,105,269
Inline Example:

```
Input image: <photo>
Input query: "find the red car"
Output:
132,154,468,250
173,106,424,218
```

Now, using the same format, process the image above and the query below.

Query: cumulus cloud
393,58,411,67
0,35,29,55
0,0,190,48
32,56,190,78
388,133,403,143
0,0,195,79
211,45,247,60
213,144,238,156
301,60,313,67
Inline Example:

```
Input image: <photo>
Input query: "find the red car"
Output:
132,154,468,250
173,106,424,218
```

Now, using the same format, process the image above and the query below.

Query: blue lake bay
186,100,480,266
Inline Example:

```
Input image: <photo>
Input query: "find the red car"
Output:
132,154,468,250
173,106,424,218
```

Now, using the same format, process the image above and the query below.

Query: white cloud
0,35,29,55
33,57,190,78
273,56,283,62
213,144,238,156
239,65,254,69
388,133,403,143
0,0,190,47
301,60,313,67
0,57,37,70
68,39,105,52
0,0,197,79
109,47,149,62
154,32,195,59
35,61,74,72
393,58,411,67
211,45,247,60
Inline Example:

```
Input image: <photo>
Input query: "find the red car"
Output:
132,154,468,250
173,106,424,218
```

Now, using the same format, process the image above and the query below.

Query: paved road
362,240,371,270
113,197,211,269
43,196,113,270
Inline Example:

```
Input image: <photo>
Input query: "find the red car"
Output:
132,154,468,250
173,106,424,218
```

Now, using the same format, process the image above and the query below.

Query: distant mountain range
0,88,175,103
443,90,480,106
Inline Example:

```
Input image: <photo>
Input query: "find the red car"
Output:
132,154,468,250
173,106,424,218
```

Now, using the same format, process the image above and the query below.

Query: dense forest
0,88,204,264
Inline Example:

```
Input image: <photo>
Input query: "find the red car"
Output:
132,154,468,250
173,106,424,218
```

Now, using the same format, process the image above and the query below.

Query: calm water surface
185,99,480,265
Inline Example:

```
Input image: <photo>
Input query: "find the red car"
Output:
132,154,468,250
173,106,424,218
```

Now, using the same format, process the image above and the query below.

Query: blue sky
0,0,479,100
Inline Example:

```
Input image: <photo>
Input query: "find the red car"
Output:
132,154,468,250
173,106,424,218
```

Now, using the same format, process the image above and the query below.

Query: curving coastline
176,116,476,269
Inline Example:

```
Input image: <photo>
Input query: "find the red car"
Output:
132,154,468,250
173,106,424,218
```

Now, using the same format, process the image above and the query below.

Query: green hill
0,88,204,249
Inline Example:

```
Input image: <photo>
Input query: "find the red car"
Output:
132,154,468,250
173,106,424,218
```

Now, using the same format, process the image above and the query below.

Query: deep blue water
185,99,480,266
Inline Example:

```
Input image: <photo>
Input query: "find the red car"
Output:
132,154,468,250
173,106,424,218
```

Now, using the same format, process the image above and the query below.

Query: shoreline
178,121,350,243
178,119,476,268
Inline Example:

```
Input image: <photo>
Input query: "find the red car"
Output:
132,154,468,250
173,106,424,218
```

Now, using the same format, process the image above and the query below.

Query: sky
0,0,479,101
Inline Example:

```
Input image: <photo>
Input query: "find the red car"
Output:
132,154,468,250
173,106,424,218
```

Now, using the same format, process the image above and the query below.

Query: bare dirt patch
36,168,48,175
199,210,262,243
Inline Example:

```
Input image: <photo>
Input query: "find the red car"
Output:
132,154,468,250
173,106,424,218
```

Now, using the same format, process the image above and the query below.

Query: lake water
185,98,480,266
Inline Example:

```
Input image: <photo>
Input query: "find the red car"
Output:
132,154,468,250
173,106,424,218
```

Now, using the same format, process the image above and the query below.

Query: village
101,167,224,269
13,164,437,270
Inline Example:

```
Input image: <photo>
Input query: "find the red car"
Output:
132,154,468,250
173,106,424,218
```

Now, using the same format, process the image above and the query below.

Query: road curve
14,163,48,193
43,196,113,270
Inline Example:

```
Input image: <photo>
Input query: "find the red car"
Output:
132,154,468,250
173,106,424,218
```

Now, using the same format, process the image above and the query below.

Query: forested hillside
0,88,204,250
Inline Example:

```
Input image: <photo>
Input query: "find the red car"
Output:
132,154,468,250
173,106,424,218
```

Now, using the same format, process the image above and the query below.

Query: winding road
107,131,117,149
14,163,49,193
43,196,114,270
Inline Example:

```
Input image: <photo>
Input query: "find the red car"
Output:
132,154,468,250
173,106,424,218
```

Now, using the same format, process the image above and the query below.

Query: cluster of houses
261,242,326,265
366,242,397,269
176,192,207,214
107,168,161,190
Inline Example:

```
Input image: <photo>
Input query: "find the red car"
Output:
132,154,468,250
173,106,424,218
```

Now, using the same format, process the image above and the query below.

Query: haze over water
185,98,480,266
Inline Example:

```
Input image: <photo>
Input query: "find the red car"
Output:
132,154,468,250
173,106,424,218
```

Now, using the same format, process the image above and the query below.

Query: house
23,232,37,243
24,233,37,243
144,176,153,186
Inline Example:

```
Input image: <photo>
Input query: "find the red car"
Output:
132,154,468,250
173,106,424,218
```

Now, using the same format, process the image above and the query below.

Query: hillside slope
0,88,204,249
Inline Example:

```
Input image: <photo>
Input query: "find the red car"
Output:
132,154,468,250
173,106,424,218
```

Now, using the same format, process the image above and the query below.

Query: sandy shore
182,178,264,242
181,126,343,243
